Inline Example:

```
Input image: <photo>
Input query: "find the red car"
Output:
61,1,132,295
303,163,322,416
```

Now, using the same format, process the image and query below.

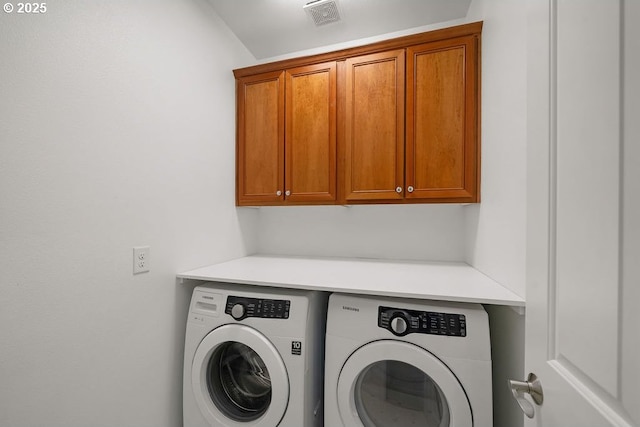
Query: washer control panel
225,296,290,321
378,306,466,337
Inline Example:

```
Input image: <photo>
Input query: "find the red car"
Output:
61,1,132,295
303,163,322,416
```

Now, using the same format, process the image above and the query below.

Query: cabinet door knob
395,187,403,193
407,186,414,193
276,190,282,196
285,190,291,196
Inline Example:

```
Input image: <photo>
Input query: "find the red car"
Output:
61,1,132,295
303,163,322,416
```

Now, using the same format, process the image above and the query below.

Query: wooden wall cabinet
236,63,336,206
285,62,337,204
343,50,405,202
405,35,479,202
235,22,481,206
236,71,284,205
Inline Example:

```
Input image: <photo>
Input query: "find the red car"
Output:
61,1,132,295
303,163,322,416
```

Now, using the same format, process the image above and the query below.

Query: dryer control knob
390,316,408,335
231,303,245,320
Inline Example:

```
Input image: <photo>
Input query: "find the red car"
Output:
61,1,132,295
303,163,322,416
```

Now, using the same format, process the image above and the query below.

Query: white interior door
524,0,639,425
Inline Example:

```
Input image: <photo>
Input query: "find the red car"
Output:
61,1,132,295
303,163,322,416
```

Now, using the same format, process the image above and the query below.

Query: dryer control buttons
390,316,408,335
378,306,466,337
225,296,291,320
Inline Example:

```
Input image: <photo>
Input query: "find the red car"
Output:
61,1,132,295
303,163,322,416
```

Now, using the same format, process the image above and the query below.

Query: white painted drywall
485,305,526,427
464,0,527,299
0,1,256,426
256,204,468,262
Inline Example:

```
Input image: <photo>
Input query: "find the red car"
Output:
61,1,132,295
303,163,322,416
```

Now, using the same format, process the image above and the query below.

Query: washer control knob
231,303,245,320
390,316,408,335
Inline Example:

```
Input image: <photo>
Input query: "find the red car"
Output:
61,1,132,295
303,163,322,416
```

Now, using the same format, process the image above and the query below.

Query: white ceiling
208,0,472,60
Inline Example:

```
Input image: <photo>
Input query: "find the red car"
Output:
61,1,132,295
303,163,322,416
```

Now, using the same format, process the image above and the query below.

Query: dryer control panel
225,296,290,321
378,306,466,337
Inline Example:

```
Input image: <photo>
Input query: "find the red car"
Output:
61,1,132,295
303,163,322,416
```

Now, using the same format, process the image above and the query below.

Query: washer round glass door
192,324,289,426
337,340,472,427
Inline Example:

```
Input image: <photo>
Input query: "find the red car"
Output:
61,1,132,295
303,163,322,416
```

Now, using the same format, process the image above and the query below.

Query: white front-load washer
325,293,492,427
183,282,327,427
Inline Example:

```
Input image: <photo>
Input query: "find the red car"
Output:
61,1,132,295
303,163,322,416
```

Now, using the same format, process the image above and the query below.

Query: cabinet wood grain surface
406,35,479,201
285,62,337,203
344,50,405,201
236,71,285,205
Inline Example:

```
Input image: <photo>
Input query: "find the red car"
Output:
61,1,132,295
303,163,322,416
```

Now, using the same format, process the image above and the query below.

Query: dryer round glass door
191,324,289,427
337,340,472,427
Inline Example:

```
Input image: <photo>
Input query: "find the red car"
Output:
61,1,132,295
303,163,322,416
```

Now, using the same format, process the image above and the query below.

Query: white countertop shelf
177,255,525,307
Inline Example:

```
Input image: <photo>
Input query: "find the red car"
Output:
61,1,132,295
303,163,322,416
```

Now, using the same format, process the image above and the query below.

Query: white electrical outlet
133,246,150,274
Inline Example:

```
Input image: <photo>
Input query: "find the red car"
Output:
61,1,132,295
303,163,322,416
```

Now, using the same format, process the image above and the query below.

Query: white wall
257,205,467,261
464,0,527,299
0,1,256,426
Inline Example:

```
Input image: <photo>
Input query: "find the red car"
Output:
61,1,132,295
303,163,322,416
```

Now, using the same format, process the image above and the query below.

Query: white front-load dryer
325,293,492,427
184,282,327,427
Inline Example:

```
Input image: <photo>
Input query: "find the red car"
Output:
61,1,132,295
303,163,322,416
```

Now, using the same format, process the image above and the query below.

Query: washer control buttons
230,303,245,320
225,296,291,320
378,306,466,337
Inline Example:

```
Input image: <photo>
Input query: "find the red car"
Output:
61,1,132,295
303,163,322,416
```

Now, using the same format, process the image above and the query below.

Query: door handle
508,373,543,418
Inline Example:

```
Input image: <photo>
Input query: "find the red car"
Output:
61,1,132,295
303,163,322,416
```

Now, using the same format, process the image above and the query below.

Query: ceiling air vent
304,0,341,26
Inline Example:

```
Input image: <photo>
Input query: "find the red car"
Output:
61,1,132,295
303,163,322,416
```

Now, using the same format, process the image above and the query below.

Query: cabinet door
406,36,479,201
236,71,285,206
344,50,405,201
285,62,337,202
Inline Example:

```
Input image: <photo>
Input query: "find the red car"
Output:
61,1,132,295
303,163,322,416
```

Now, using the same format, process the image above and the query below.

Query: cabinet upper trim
233,21,483,78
